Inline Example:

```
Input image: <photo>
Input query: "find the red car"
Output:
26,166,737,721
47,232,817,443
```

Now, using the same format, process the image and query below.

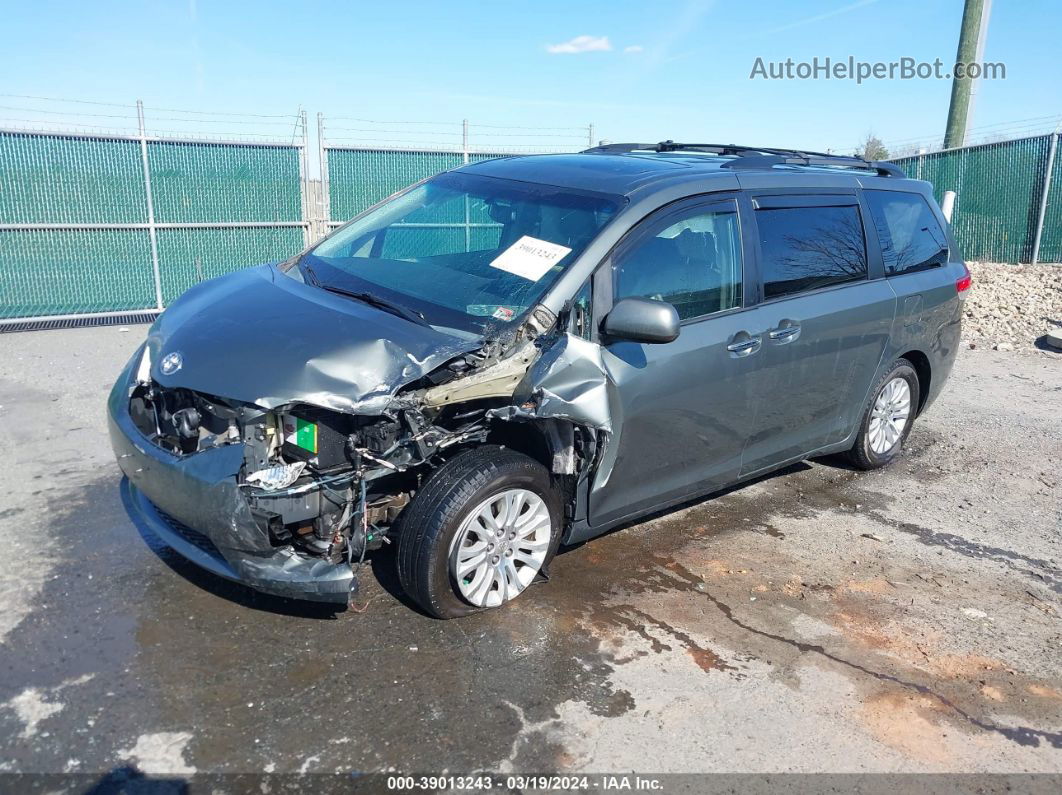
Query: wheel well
486,421,553,470
899,350,931,415
485,420,579,521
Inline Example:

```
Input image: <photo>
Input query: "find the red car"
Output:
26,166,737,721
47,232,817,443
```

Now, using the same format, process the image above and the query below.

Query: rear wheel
846,359,920,470
395,446,561,618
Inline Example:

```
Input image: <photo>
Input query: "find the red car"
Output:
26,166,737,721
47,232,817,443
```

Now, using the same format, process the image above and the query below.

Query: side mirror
602,297,680,344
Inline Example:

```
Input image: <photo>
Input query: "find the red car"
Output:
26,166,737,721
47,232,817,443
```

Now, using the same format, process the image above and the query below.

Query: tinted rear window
864,190,949,276
757,205,868,299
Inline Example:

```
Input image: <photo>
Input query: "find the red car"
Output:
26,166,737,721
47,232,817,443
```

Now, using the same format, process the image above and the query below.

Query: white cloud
545,35,612,55
624,45,644,53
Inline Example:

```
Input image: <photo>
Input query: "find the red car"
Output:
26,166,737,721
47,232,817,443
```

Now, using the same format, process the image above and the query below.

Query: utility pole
943,0,992,149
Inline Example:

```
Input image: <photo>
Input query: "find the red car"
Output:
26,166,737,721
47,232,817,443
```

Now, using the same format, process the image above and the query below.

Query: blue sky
2,0,1059,164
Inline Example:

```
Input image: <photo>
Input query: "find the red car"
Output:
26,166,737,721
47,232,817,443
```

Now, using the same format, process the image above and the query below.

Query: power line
327,116,462,125
143,115,298,125
0,92,135,107
469,122,589,131
828,112,1062,154
144,105,297,119
0,104,136,119
325,126,463,136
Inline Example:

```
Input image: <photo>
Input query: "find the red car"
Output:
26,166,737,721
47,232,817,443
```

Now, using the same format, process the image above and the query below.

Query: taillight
956,264,972,293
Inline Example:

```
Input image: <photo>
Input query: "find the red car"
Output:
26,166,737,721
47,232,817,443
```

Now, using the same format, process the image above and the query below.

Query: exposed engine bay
124,301,608,576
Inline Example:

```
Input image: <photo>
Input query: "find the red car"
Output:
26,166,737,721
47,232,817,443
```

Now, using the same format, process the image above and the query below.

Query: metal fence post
136,100,164,310
298,109,311,247
462,119,471,251
317,112,330,241
1031,131,1058,265
941,190,957,223
588,123,595,148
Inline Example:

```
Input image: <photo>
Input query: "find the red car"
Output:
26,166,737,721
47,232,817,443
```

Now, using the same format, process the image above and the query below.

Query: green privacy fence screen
323,148,526,263
148,141,303,224
0,133,148,223
1036,139,1062,263
156,226,306,304
325,149,465,222
4,129,1058,322
324,148,522,221
0,130,307,320
0,228,155,317
892,133,1060,264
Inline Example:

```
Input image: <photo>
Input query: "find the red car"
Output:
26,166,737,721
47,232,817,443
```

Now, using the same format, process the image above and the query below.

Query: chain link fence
0,103,592,323
3,96,1057,323
892,132,1060,264
318,116,594,234
0,107,310,321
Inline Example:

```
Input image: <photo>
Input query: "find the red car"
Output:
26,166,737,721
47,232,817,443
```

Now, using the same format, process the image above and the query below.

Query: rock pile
962,261,1062,352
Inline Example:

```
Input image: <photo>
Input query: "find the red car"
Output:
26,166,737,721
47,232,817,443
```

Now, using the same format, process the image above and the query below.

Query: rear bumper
108,356,354,605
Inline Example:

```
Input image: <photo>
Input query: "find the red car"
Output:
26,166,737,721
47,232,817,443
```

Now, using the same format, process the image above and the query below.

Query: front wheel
846,359,920,470
395,446,561,618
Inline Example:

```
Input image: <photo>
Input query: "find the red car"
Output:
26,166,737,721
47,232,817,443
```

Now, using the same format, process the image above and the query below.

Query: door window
864,190,949,275
614,204,743,321
756,205,868,299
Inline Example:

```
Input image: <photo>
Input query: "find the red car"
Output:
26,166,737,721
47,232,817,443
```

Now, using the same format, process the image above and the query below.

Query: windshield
298,171,621,334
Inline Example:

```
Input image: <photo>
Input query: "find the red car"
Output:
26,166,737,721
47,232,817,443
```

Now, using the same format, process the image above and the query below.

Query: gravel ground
963,262,1062,352
0,326,1059,785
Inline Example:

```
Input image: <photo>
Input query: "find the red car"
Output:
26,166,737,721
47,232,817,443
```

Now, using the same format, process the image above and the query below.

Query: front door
588,195,765,528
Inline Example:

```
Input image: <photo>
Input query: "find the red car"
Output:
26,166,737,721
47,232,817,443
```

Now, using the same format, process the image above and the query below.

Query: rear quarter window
864,190,949,276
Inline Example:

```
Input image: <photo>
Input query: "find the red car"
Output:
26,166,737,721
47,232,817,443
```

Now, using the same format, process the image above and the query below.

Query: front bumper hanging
108,362,355,605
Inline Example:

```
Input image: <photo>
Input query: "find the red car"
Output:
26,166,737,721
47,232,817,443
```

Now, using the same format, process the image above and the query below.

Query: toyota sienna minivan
109,141,969,617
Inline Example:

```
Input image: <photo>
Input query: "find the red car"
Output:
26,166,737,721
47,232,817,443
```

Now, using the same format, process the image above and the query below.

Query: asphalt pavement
0,326,1059,782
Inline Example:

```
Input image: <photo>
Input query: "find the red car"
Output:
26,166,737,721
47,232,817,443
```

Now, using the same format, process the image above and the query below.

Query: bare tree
854,133,889,161
779,211,868,278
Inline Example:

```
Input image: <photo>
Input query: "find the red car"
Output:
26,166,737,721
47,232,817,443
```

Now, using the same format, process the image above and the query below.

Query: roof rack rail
580,140,906,178
719,153,906,178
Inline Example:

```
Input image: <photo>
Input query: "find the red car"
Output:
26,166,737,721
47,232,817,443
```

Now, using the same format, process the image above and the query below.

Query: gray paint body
108,151,964,599
456,155,962,541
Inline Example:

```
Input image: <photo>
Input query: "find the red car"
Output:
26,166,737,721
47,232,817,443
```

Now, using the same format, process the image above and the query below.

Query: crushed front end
107,324,589,605
107,256,617,607
109,348,359,603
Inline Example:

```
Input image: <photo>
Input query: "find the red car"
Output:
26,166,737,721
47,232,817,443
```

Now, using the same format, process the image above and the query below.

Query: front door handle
726,333,761,356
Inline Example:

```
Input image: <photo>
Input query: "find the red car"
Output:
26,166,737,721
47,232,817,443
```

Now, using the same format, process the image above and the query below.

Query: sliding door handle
768,321,801,342
726,334,761,356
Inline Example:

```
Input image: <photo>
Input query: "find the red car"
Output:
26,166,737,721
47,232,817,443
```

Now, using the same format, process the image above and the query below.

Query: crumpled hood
146,264,480,414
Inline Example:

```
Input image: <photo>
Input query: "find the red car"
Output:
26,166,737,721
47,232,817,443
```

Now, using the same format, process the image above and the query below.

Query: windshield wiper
299,259,321,286
319,285,429,327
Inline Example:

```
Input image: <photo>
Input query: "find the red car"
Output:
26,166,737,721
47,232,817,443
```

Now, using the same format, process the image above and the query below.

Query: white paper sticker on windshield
489,236,572,282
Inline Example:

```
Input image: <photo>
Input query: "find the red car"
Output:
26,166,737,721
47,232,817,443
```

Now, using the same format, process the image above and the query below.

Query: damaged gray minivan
108,142,969,617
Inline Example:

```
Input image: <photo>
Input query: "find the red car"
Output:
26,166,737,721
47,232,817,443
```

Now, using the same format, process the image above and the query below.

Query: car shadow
122,458,824,619
558,460,813,555
83,766,188,794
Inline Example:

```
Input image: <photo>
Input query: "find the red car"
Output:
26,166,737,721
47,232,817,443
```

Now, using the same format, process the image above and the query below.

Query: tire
395,445,562,619
846,358,921,470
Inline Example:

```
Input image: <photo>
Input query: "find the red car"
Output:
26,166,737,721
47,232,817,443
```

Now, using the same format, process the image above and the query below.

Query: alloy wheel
448,488,552,608
868,376,911,455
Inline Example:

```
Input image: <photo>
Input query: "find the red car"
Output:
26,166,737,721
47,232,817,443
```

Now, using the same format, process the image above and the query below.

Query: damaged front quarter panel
518,332,616,433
